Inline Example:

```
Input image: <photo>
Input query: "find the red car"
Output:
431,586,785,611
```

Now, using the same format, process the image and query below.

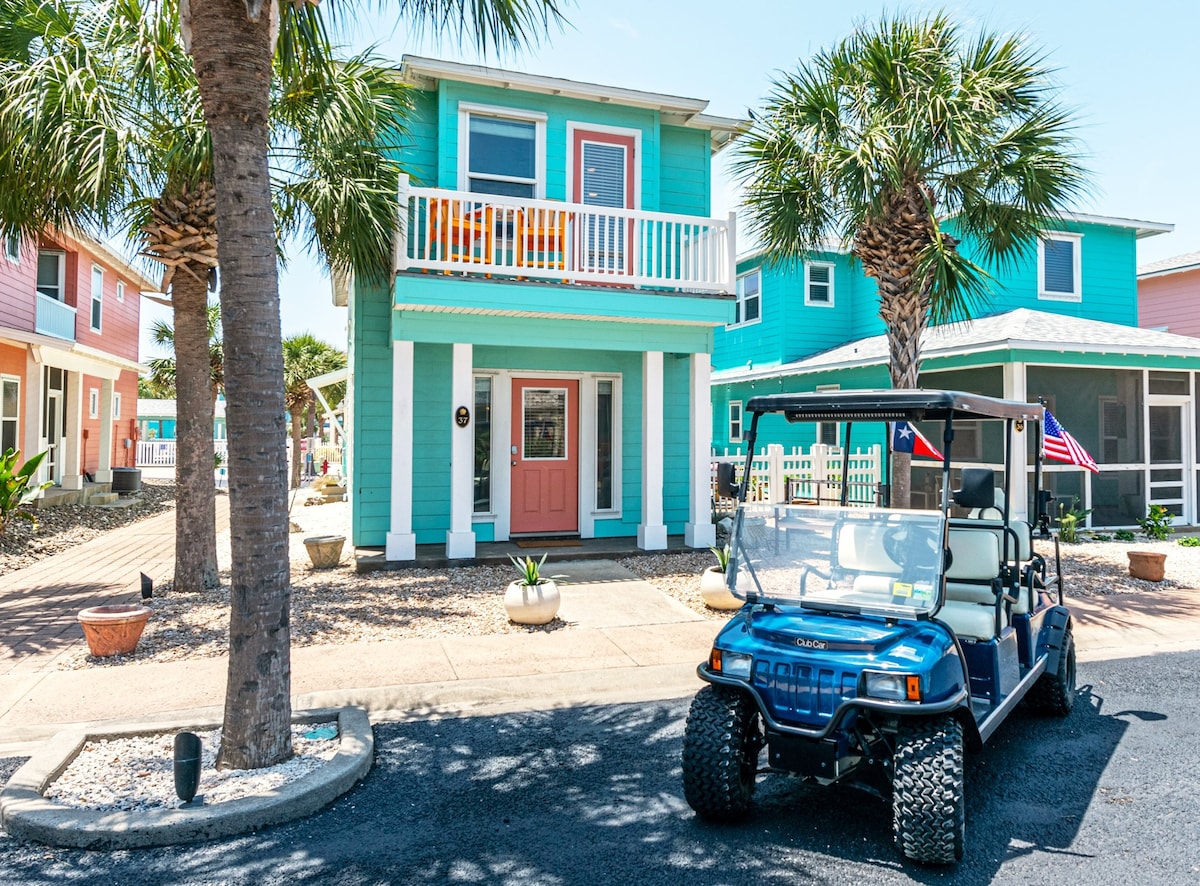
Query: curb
0,707,372,850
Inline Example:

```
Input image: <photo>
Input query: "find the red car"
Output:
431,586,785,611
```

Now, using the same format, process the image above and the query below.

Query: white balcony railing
35,293,76,340
396,176,736,294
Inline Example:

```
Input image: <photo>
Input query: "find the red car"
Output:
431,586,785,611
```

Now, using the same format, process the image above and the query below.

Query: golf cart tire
682,685,761,822
893,715,965,865
1027,627,1076,716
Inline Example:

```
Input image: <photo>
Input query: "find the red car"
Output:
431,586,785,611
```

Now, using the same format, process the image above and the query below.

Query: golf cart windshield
727,504,947,619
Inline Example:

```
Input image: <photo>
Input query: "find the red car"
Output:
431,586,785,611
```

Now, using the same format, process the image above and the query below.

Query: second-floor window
90,265,104,331
733,270,761,326
5,234,19,263
116,280,125,303
805,261,834,306
37,251,65,301
1039,232,1081,301
463,107,544,198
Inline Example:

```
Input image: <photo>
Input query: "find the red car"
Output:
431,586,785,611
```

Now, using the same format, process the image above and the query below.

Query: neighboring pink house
1138,250,1200,335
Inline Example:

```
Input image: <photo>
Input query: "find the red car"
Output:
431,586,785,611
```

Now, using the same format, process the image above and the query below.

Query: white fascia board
1054,212,1174,239
1138,262,1200,280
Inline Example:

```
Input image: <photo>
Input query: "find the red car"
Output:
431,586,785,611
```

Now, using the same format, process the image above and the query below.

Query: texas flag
891,421,944,460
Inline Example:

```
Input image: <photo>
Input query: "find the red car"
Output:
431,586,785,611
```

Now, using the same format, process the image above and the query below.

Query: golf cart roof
745,389,1044,423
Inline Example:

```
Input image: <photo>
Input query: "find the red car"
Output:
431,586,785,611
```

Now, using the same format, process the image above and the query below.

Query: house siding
0,239,35,331
349,279,395,547
658,125,710,216
1139,267,1200,336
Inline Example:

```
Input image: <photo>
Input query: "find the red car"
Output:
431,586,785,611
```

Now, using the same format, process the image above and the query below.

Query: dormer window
805,261,834,306
1038,232,1082,301
460,105,545,198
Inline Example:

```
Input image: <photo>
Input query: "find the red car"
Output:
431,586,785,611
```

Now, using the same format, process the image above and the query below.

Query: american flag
1043,409,1099,473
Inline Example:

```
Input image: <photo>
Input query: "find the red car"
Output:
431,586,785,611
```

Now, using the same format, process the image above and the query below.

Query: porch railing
35,293,76,341
136,439,228,468
396,176,736,294
711,443,885,514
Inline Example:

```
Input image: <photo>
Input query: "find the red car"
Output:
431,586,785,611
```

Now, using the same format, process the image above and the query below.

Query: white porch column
638,350,667,550
386,340,417,560
61,371,83,489
1003,360,1031,521
95,378,114,482
685,352,716,548
446,343,476,559
22,351,45,484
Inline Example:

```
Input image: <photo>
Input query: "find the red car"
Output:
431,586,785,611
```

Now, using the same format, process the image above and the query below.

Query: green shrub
1178,535,1200,547
1056,498,1091,544
0,448,52,536
1114,529,1136,542
1137,505,1174,541
709,544,731,572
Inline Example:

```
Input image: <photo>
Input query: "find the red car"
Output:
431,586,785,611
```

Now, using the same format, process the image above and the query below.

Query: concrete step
87,492,120,506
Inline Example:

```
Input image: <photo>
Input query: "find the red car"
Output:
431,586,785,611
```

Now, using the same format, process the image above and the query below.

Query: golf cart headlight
710,649,753,679
864,671,922,701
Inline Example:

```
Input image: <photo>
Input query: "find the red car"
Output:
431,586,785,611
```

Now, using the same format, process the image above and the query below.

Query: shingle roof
1138,250,1200,278
712,308,1200,383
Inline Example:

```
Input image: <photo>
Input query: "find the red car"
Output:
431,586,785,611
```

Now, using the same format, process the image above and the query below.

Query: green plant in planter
1138,504,1174,541
1177,535,1200,547
709,544,731,573
1056,498,1091,544
1114,529,1136,542
507,553,566,587
0,448,52,536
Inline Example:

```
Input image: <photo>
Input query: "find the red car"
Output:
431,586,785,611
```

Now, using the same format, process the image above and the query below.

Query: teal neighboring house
346,56,742,560
712,214,1200,529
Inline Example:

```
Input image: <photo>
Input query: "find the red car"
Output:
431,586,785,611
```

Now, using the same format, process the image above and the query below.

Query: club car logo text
795,637,829,650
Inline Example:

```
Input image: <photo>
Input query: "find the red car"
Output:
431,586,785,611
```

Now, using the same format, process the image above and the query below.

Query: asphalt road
2,651,1199,885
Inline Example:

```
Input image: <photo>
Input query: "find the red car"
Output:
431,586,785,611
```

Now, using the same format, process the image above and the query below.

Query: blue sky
138,0,1200,356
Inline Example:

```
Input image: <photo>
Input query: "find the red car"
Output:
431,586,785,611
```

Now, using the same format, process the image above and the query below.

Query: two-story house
1138,251,1200,336
711,214,1200,529
0,228,152,498
344,57,742,561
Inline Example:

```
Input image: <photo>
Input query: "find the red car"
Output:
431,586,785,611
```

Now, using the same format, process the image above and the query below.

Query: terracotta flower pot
504,580,560,625
78,604,152,657
699,566,741,610
1127,550,1166,582
304,535,346,569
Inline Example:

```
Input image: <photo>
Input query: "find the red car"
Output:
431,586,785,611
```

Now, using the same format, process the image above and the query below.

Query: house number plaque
455,406,471,428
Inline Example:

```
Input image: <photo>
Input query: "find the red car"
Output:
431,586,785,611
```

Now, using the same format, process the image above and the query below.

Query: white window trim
90,263,104,331
805,260,835,307
565,121,643,209
88,388,100,419
1037,231,1082,302
729,269,762,329
116,280,125,303
0,374,19,453
4,234,19,264
37,250,65,301
590,375,623,516
113,391,122,420
729,400,743,443
457,102,547,198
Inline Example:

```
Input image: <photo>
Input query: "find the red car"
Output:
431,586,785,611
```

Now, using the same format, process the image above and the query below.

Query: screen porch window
90,265,103,330
473,376,492,513
805,262,834,305
467,115,537,198
733,270,760,326
1,377,18,453
37,251,64,301
1039,233,1081,300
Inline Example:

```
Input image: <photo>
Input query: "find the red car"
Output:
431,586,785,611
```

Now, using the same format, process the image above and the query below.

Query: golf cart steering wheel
882,524,941,573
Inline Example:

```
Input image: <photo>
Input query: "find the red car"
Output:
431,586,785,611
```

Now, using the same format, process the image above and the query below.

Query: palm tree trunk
171,270,219,591
189,0,292,770
290,409,303,489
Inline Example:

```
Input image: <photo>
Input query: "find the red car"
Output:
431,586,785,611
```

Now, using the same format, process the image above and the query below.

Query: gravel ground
8,485,1197,668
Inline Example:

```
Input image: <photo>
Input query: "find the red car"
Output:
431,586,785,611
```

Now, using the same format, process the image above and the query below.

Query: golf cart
681,389,1074,865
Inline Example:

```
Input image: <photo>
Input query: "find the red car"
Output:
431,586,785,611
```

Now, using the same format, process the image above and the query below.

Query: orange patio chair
428,198,489,266
516,206,569,271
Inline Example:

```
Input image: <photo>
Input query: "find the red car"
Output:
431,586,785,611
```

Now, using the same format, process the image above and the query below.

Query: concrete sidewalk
1,508,1198,755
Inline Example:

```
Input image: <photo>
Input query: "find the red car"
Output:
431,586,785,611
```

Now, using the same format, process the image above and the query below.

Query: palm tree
1,0,417,768
735,12,1089,506
181,0,564,769
146,304,226,407
282,334,346,489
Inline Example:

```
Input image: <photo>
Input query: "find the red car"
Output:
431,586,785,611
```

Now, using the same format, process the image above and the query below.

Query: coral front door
511,379,579,534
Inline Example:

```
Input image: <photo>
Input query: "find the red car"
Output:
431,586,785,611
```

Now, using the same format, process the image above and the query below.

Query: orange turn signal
905,675,922,701
710,648,722,672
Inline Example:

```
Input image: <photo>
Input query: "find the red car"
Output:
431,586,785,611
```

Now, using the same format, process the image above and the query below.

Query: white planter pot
700,566,741,610
504,580,561,625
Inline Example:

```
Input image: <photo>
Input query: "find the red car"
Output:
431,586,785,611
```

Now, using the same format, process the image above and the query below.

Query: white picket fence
712,443,884,513
138,439,343,473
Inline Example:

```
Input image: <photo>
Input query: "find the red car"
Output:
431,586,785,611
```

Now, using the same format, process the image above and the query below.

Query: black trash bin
111,467,142,496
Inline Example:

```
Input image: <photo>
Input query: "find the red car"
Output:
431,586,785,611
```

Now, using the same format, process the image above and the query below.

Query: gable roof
1138,250,1200,279
712,307,1200,383
400,55,747,153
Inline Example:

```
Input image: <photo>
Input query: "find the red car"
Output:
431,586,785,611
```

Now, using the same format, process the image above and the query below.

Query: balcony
35,293,76,341
396,178,736,295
